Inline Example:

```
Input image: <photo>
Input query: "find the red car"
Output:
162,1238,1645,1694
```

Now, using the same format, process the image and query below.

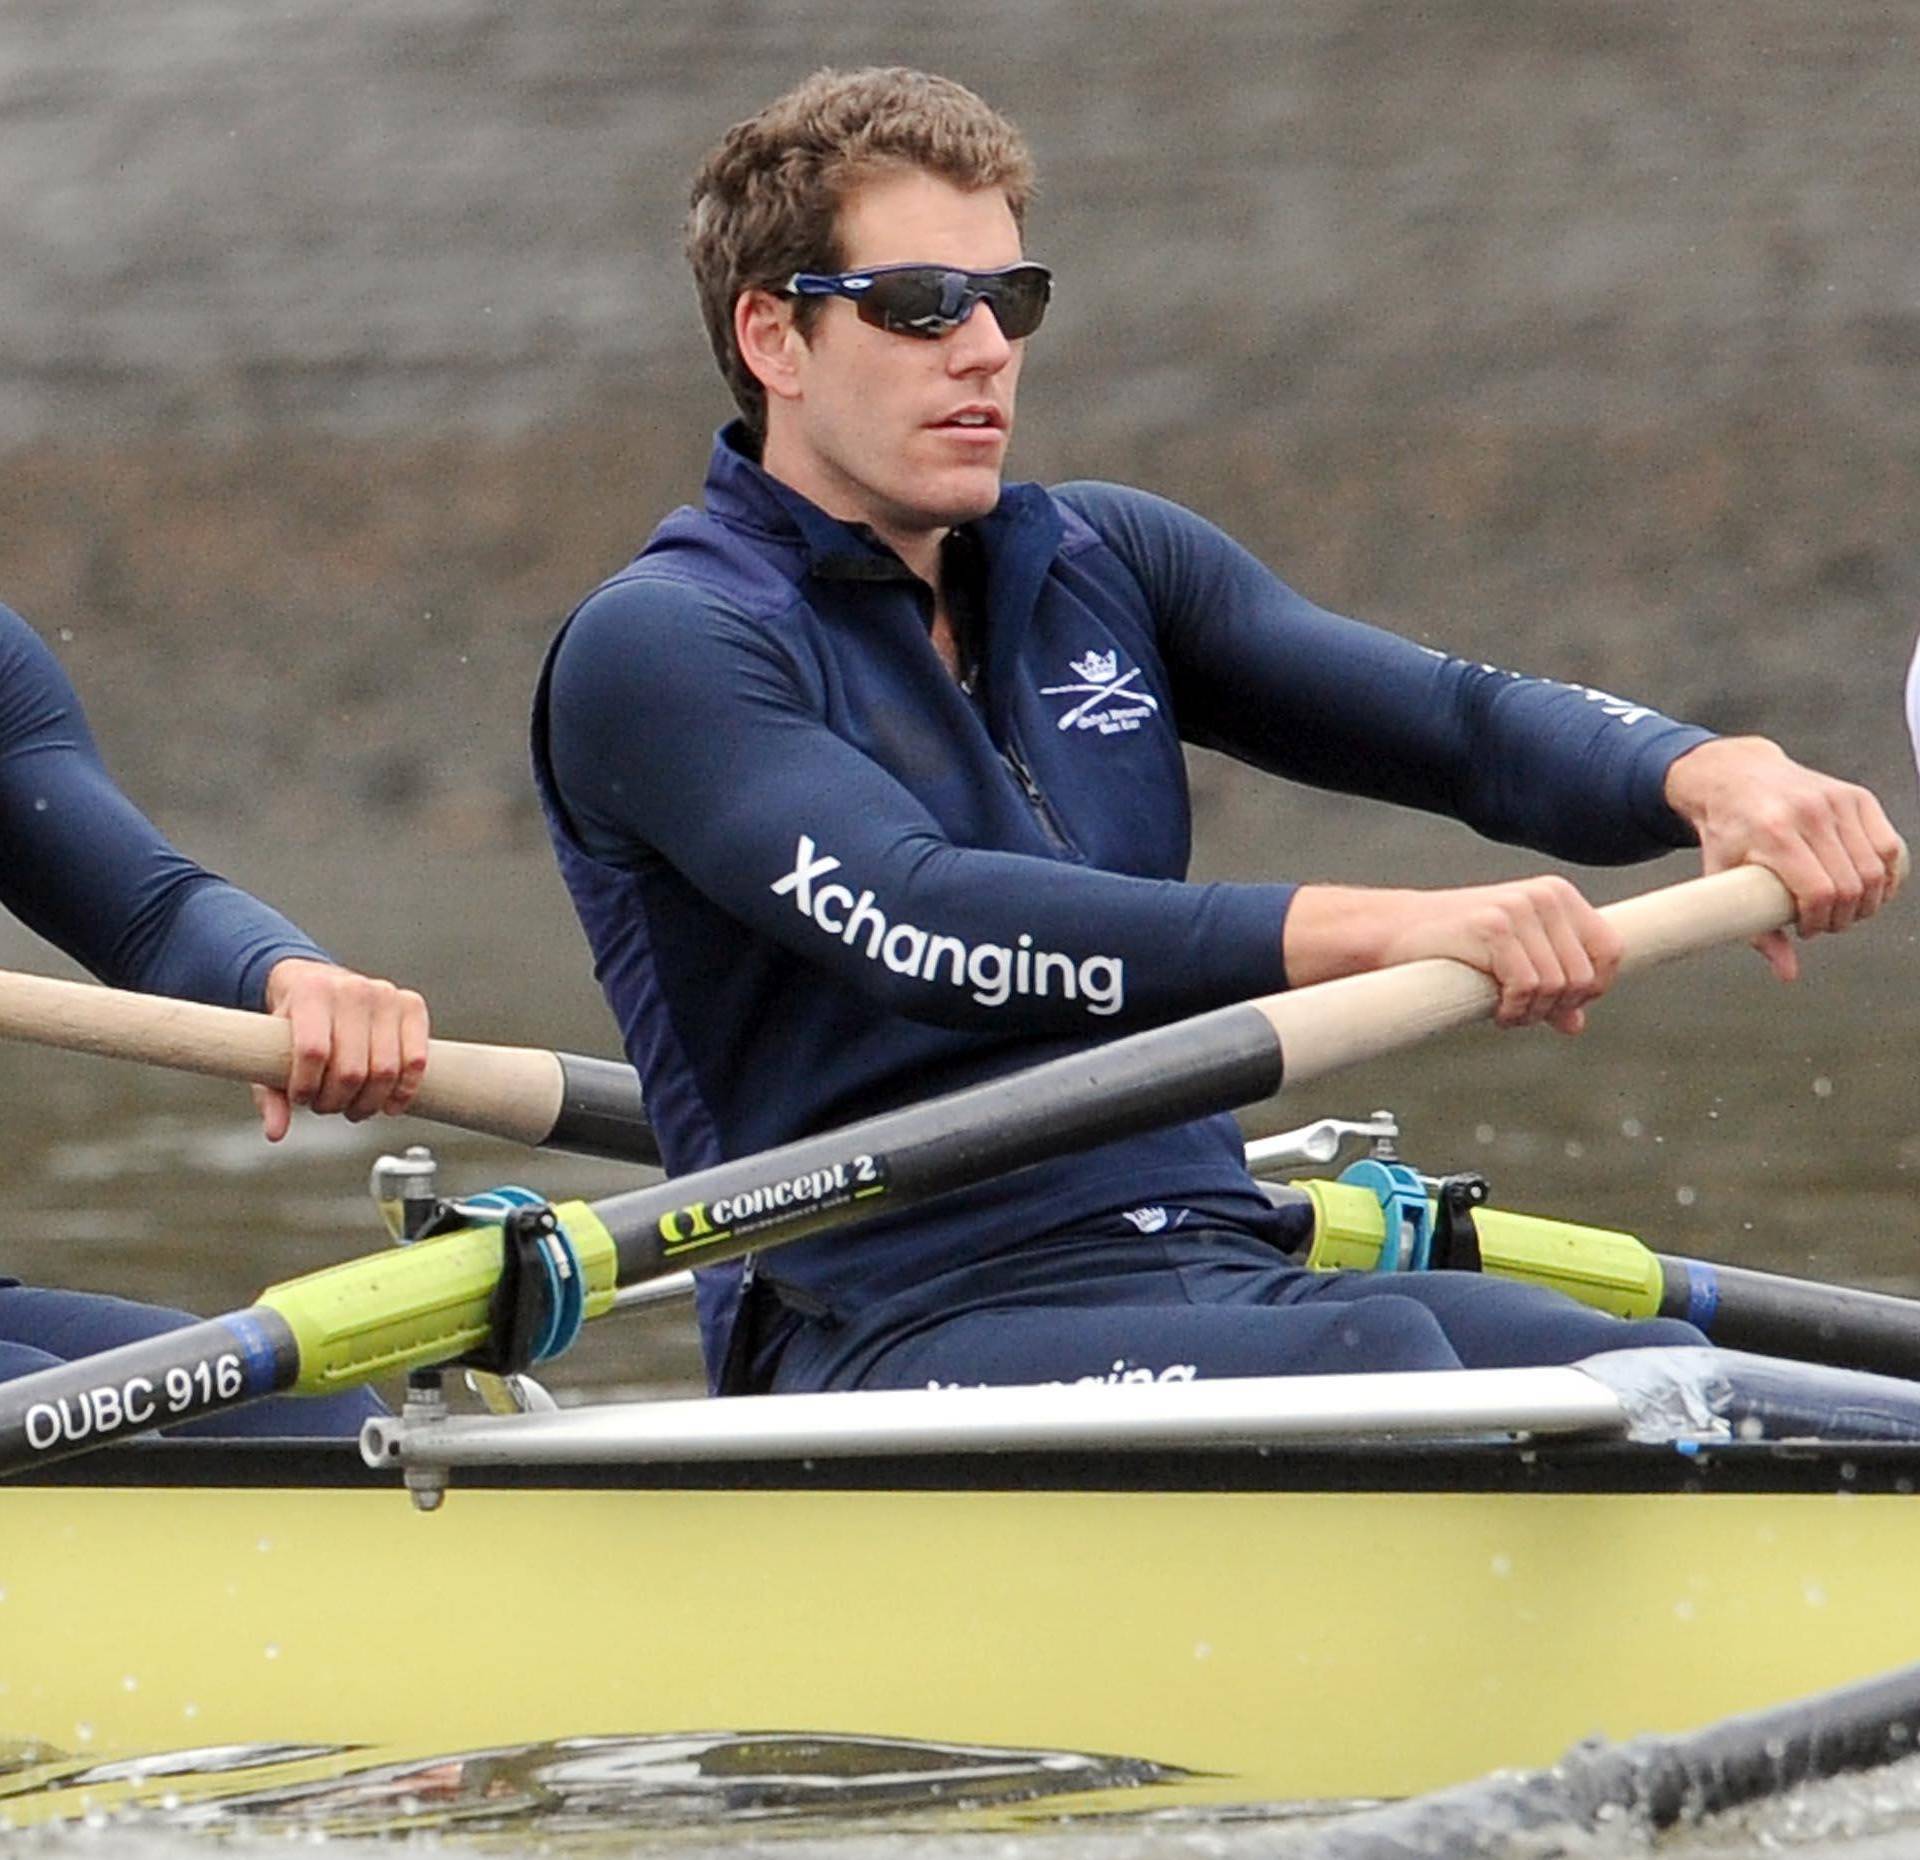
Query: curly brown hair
686,68,1037,434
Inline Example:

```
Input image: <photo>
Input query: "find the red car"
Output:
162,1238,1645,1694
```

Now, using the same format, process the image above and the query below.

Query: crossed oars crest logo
1040,648,1161,734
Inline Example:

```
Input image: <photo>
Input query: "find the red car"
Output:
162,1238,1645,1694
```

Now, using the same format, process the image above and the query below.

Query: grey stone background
3,0,1915,843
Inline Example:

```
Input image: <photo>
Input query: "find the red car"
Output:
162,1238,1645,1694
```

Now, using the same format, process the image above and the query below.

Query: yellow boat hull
5,1441,1919,1831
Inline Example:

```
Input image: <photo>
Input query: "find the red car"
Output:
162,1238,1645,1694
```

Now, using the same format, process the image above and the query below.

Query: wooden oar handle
0,969,658,1163
1605,862,1800,974
1263,863,1803,1088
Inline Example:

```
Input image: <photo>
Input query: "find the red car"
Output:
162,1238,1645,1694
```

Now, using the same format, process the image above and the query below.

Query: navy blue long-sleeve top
0,605,324,1007
533,425,1713,1380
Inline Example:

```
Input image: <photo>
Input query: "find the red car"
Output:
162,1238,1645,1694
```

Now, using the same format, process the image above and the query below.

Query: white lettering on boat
22,1353,245,1452
770,835,1125,1016
924,1360,1199,1391
658,1153,888,1254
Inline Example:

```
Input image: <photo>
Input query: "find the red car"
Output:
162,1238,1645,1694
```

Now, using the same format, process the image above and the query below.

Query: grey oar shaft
0,1312,301,1466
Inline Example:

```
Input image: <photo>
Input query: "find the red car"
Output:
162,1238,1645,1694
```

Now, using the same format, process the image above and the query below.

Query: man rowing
532,68,1905,1397
0,602,428,1432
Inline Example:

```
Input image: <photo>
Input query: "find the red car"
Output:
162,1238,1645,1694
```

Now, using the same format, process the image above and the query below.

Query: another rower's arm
0,607,325,1008
0,606,429,1134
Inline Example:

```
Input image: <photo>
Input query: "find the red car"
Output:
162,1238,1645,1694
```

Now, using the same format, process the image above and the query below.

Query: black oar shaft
1659,1255,1920,1381
592,1001,1288,1284
546,1053,660,1165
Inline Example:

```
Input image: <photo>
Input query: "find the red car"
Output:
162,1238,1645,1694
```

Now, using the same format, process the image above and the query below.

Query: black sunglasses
780,261,1053,340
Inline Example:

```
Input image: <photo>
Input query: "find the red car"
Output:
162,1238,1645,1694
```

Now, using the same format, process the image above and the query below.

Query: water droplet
1194,1641,1212,1661
264,1643,280,1661
121,1675,137,1693
1490,1553,1513,1578
1803,1582,1827,1608
1812,1076,1834,1099
1563,1139,1584,1160
184,1702,200,1718
256,1538,273,1554
1474,1123,1496,1145
1676,1186,1697,1207
75,1722,94,1744
1620,1117,1643,1139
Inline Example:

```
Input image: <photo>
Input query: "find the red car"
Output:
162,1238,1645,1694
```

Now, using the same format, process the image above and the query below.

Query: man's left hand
1663,737,1907,982
254,958,432,1141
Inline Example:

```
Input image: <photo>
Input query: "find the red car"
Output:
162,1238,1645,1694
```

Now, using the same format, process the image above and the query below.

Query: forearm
130,878,327,1009
754,824,1293,1029
1283,872,1625,1036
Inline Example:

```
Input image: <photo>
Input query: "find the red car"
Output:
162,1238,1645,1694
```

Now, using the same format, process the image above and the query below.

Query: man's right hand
253,958,431,1141
1282,876,1623,1035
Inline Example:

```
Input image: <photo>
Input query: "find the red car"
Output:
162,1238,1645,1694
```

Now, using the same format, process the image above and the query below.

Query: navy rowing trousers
0,1281,383,1437
764,1203,1707,1394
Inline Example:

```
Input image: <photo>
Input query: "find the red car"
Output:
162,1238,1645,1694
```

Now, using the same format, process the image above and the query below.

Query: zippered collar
702,420,1062,586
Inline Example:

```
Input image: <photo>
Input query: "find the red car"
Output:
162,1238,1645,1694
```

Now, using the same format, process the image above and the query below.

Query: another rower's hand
1662,737,1907,983
253,958,431,1141
1284,877,1621,1035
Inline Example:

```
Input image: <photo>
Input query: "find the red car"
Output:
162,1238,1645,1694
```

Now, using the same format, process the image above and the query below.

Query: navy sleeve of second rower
0,607,326,1008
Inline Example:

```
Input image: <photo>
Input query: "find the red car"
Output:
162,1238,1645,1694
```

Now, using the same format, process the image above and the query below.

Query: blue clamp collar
453,1185,587,1369
1338,1158,1433,1273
